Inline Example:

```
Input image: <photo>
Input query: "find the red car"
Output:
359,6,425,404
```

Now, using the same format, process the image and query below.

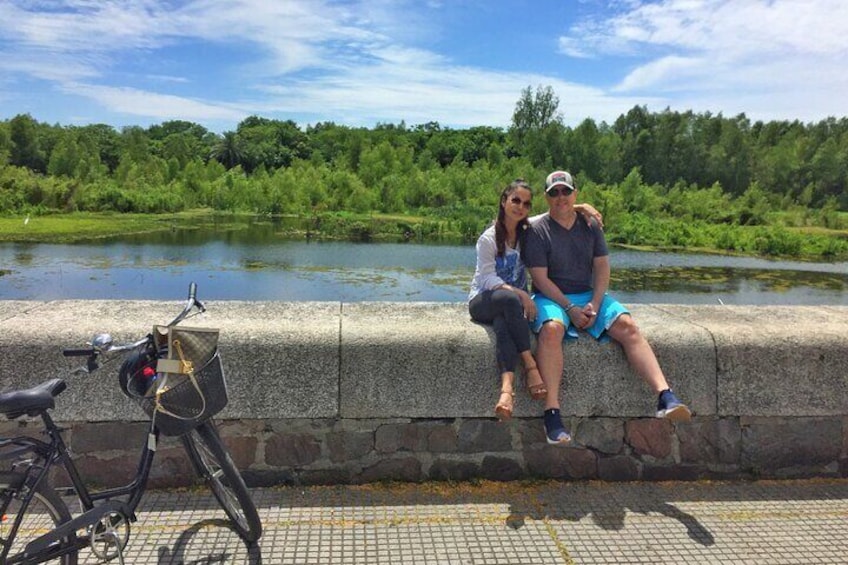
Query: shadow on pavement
156,518,262,564
247,479,720,545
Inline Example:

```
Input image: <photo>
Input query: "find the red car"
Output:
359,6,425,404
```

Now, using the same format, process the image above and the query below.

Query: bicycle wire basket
124,326,228,436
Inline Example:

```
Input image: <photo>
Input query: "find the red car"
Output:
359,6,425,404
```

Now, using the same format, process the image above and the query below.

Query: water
1,235,846,304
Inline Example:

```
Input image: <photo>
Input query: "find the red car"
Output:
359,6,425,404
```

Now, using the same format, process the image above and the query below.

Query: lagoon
1,232,846,305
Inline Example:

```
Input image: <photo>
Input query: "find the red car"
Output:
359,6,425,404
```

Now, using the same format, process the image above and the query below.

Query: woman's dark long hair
494,179,532,258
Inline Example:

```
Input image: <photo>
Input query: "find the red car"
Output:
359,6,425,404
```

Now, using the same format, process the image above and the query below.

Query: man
523,170,691,445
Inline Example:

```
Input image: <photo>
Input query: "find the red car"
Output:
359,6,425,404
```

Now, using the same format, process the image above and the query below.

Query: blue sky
1,0,846,133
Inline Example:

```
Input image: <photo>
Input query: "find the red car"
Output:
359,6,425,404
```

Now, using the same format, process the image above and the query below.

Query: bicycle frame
1,404,162,563
1,285,201,562
1,282,259,563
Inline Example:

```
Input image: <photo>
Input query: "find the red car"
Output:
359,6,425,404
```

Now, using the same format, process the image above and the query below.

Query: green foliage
509,85,563,167
2,99,847,260
9,114,46,173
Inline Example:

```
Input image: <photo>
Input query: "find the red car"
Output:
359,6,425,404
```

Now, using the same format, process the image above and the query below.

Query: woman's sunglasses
509,196,532,210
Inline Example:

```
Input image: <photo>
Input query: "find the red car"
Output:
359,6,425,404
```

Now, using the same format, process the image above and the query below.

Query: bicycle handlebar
168,281,205,327
63,348,95,357
61,282,206,368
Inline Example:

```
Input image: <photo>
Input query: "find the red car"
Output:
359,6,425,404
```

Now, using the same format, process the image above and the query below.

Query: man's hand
568,303,597,329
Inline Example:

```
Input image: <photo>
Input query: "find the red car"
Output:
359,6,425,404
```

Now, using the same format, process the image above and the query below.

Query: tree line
0,86,846,257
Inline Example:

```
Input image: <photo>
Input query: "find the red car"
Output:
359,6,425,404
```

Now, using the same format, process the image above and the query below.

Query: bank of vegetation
1,86,846,259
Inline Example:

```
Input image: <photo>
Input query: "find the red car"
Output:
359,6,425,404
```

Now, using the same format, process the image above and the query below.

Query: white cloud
561,0,848,120
0,54,101,83
3,0,611,128
255,40,652,128
2,0,844,130
60,82,247,122
614,55,703,92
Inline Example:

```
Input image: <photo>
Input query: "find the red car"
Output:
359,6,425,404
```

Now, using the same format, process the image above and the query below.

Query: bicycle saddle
0,378,67,419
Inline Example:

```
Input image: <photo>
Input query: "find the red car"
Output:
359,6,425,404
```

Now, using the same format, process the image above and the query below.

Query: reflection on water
613,266,848,293
1,231,846,304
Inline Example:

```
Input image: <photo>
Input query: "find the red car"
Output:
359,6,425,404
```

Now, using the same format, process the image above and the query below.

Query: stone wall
0,301,846,487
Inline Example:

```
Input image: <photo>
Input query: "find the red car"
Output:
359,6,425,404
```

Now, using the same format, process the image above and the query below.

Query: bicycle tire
180,422,262,542
0,471,78,565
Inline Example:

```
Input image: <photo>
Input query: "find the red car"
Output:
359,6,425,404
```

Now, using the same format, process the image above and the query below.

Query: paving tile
74,479,848,564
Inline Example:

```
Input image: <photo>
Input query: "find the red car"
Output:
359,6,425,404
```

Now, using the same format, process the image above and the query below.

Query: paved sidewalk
79,478,848,564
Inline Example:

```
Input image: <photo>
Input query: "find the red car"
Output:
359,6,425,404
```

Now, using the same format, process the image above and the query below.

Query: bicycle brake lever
85,356,100,373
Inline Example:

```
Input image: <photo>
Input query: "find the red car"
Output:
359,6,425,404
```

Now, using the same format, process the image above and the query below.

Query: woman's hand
575,203,604,228
519,291,537,322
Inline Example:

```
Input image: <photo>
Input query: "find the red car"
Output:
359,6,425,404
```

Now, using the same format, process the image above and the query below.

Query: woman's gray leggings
468,288,531,373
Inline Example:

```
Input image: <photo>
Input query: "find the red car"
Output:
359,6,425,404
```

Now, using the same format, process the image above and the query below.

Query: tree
76,124,121,173
47,134,81,177
511,85,561,141
147,120,209,142
571,118,602,180
614,106,655,179
160,132,199,169
809,137,844,205
708,114,752,195
509,85,562,166
0,123,12,166
210,132,245,170
235,116,309,172
9,114,46,172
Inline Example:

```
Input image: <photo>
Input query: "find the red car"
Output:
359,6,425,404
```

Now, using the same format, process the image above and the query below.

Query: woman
468,179,601,420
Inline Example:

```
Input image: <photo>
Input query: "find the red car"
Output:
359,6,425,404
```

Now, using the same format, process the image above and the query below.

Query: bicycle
0,283,262,564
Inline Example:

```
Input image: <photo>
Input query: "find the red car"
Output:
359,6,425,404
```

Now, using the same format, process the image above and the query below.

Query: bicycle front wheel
180,422,262,543
0,471,78,565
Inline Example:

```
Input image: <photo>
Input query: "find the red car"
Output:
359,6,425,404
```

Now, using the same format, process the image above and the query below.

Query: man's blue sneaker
543,408,572,445
656,389,692,421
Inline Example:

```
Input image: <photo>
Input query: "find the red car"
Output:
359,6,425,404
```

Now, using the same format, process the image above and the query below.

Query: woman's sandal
495,389,514,420
525,364,547,400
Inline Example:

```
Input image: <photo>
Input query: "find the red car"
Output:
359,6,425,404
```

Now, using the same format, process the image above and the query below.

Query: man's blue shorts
530,291,630,342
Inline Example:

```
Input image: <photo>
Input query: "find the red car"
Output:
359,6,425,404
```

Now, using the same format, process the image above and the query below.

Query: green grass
2,210,846,262
0,210,248,243
1,213,169,242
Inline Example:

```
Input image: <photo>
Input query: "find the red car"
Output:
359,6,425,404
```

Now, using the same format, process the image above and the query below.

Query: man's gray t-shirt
524,214,608,295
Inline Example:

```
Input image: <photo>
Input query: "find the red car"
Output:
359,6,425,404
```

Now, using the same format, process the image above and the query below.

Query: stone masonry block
666,305,848,416
358,457,422,483
2,303,846,484
598,455,640,481
480,455,524,481
561,305,716,417
843,416,848,459
573,418,625,455
625,418,673,460
146,445,196,488
299,468,354,486
266,432,322,467
642,464,705,481
327,430,374,463
69,421,149,453
0,300,342,421
429,459,480,482
524,445,597,479
458,420,512,452
678,417,741,465
741,416,843,473
375,422,424,453
426,422,458,452
340,303,495,418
